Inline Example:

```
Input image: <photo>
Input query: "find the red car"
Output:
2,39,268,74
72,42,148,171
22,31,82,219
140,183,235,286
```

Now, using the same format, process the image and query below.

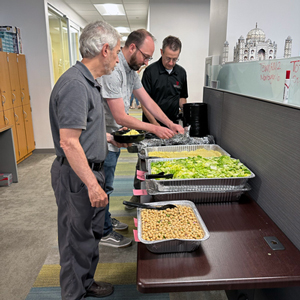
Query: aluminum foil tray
137,200,210,253
146,158,255,192
149,184,251,203
139,144,231,161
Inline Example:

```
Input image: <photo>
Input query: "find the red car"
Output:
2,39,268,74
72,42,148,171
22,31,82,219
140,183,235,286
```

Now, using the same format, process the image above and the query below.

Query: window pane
70,26,80,66
48,8,70,83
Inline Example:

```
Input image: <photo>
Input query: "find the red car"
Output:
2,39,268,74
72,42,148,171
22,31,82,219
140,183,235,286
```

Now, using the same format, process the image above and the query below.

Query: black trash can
182,103,208,137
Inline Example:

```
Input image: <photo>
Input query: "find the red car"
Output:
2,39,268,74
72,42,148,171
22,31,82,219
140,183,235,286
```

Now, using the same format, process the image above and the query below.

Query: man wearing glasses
97,29,184,248
141,35,188,126
127,36,189,209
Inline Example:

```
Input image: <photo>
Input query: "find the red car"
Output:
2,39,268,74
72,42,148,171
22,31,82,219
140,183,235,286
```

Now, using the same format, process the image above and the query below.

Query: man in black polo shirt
126,36,188,208
141,35,188,125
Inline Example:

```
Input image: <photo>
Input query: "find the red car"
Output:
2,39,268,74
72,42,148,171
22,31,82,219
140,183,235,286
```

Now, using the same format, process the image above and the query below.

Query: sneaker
85,281,114,298
111,217,128,231
125,195,140,210
100,231,132,248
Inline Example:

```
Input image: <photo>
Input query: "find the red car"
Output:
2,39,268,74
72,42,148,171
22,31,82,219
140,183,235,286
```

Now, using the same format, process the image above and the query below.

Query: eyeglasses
135,45,153,62
165,57,179,63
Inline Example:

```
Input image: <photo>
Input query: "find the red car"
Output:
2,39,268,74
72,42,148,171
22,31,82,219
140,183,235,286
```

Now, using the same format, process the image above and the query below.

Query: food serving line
118,131,300,296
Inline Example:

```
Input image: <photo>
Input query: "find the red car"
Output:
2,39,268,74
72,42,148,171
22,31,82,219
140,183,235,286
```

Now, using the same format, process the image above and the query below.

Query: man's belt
56,156,104,172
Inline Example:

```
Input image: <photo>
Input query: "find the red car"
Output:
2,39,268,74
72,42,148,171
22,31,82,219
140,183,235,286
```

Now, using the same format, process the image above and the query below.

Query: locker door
14,106,27,160
17,54,30,106
23,104,35,153
3,108,19,160
7,53,22,108
0,52,13,111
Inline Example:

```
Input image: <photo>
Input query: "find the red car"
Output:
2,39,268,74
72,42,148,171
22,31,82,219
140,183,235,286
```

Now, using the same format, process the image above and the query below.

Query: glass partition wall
207,57,300,107
48,6,81,83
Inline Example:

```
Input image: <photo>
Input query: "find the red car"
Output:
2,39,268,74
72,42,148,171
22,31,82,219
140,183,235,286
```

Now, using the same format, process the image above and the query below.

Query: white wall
0,0,87,149
208,0,228,63
226,0,300,62
148,0,210,103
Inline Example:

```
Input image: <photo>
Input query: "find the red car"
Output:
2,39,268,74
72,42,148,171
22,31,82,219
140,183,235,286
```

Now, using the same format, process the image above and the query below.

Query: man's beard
128,52,143,71
104,61,114,75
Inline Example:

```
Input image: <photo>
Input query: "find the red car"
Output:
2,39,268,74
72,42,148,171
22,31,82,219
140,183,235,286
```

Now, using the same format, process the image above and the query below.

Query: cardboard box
0,173,13,187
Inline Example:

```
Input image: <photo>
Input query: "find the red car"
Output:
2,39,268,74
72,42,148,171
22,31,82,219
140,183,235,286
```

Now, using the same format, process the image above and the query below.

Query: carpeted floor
0,108,228,300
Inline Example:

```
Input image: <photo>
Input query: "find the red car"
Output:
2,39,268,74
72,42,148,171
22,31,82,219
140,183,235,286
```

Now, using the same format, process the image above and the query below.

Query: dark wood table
137,195,300,293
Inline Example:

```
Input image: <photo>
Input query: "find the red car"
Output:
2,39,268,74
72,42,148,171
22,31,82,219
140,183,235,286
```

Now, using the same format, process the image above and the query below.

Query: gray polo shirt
49,61,107,162
97,51,142,152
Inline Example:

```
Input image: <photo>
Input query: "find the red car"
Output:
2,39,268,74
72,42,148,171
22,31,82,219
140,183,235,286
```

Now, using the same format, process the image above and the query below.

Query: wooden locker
17,54,30,106
0,52,13,111
7,53,22,108
13,106,27,160
23,104,35,153
0,111,5,127
3,108,19,160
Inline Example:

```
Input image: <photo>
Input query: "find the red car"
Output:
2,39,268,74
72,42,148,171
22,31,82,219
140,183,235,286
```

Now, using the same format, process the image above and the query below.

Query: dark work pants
51,158,106,300
103,150,120,236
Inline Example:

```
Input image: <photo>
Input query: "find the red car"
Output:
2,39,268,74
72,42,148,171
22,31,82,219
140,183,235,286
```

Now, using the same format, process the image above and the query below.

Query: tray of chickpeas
137,200,210,253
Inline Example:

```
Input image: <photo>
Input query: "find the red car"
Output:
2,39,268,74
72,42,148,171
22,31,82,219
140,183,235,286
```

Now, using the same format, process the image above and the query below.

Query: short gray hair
79,21,121,58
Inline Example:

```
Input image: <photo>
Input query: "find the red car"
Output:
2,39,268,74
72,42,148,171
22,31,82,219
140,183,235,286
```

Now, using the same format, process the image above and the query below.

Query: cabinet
0,52,35,163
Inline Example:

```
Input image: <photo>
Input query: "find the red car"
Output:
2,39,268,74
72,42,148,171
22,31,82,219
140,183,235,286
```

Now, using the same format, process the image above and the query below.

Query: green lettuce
150,156,251,179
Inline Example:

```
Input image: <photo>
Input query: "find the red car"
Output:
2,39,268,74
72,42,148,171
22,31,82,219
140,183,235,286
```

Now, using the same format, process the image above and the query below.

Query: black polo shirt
141,57,188,125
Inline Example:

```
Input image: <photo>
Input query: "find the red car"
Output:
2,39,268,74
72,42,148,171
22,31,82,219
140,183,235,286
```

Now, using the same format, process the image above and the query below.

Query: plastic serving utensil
123,201,176,210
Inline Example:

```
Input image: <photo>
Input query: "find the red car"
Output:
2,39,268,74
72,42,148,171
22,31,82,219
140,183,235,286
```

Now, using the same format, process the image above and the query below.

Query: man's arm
134,87,184,134
107,98,175,139
140,103,160,126
60,128,108,208
179,97,187,109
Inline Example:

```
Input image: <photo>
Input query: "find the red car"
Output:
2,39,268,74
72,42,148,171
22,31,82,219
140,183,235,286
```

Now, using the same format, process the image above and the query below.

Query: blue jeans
103,150,120,236
130,93,139,106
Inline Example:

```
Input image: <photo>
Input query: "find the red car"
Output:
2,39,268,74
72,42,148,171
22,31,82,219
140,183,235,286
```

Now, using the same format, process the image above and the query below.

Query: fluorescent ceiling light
121,36,128,41
115,27,130,33
94,3,125,16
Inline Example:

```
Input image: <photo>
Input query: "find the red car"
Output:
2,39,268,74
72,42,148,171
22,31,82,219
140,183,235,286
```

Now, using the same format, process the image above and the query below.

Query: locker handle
1,94,6,105
23,110,28,119
21,91,25,102
4,116,9,125
14,112,19,122
12,93,16,103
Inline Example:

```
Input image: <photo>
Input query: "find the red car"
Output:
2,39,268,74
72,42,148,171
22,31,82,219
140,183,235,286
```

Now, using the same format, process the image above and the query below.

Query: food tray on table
145,157,255,192
147,182,251,203
138,144,231,164
137,200,210,253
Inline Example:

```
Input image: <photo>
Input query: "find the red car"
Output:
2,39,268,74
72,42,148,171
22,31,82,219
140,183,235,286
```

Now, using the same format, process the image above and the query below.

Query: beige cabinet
0,52,35,163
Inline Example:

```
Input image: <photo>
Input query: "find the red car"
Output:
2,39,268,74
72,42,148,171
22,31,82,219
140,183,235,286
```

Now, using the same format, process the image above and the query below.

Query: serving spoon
123,201,176,210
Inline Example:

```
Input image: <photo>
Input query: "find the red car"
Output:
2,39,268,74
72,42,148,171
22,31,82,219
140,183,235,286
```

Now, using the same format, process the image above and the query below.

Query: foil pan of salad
145,156,255,192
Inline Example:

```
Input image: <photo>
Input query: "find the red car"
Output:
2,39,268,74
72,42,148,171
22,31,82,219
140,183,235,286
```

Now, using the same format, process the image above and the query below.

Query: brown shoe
85,281,114,298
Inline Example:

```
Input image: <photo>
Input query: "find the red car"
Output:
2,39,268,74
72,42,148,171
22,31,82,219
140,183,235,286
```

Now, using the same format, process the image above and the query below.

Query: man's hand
87,184,108,207
106,132,132,148
152,126,175,139
169,123,184,135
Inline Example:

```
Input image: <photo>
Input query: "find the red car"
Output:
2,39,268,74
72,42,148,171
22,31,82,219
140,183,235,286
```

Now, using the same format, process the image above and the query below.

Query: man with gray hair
49,21,126,299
